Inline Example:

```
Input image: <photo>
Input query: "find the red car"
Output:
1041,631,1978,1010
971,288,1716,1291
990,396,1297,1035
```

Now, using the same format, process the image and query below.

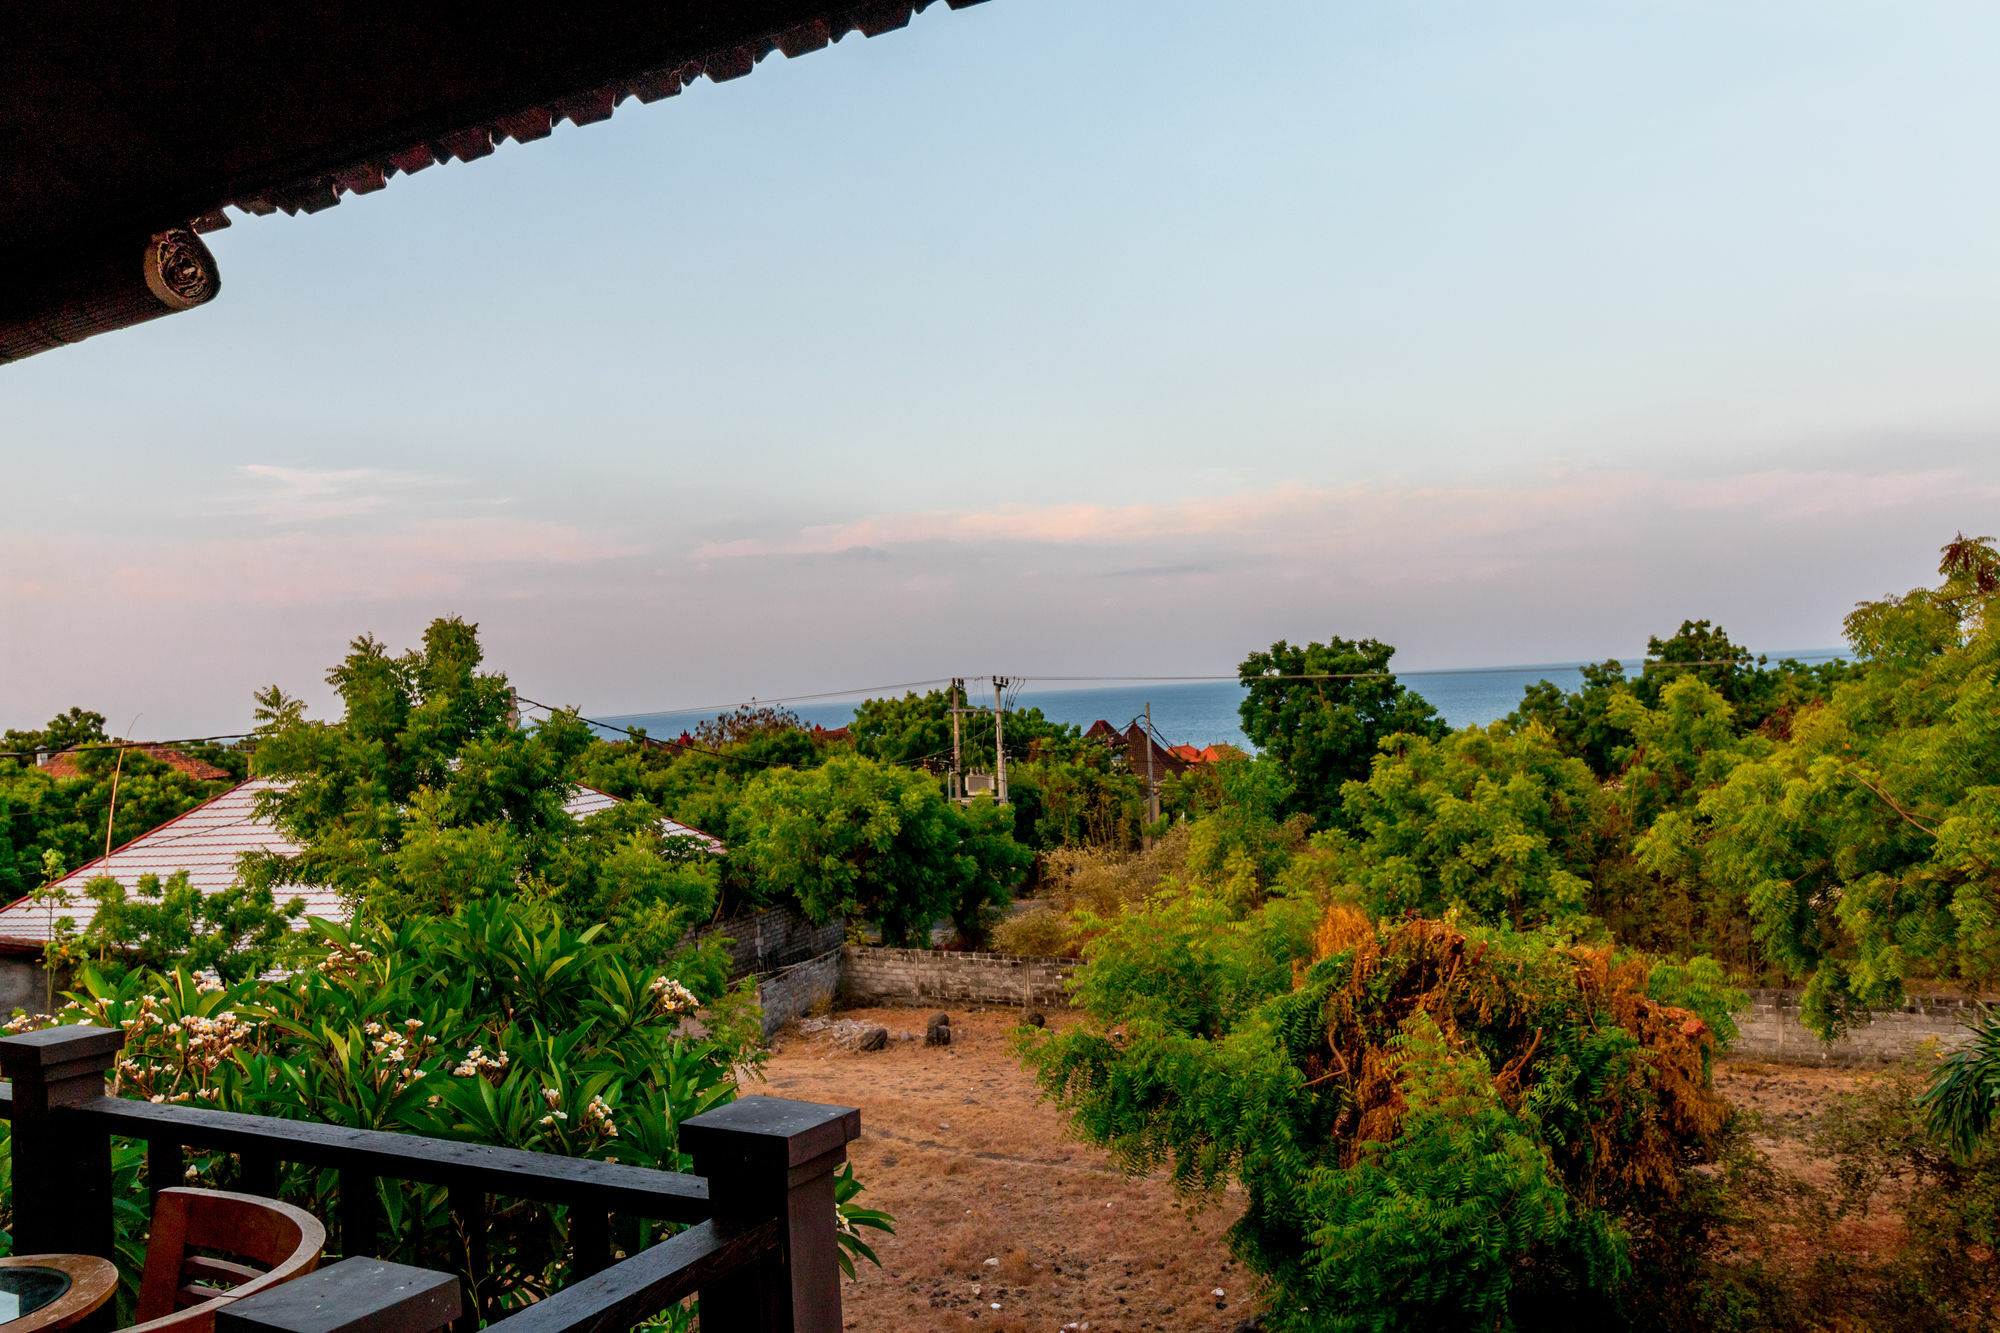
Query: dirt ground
761,1005,1246,1333
761,1005,1887,1333
1711,1057,1908,1265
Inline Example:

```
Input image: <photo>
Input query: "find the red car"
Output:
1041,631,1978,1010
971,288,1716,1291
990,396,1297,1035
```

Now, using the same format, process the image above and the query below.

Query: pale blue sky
6,0,1998,733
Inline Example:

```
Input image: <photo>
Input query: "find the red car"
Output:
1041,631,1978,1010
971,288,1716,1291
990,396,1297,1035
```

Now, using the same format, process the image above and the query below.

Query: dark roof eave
3,0,992,250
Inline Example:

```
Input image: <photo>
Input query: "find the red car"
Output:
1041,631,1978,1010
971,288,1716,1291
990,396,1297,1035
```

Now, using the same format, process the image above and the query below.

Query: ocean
597,650,1846,753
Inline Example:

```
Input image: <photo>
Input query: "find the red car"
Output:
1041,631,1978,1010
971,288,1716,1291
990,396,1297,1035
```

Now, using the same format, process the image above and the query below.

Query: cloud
220,464,453,523
688,466,2000,576
3,465,640,608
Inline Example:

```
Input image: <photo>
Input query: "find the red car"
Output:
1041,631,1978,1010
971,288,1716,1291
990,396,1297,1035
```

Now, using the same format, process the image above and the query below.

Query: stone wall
755,950,842,1036
1732,989,1985,1066
690,905,844,981
838,945,1079,1009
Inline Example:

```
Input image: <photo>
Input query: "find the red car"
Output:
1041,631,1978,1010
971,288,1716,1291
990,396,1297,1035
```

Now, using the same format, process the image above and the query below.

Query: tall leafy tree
1506,659,1634,776
1649,537,2000,1037
2,707,110,755
1332,723,1603,929
245,618,719,965
1237,636,1447,826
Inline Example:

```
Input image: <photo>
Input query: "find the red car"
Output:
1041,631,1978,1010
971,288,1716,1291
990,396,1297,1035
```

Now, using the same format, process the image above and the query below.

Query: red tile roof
0,778,722,953
40,745,229,783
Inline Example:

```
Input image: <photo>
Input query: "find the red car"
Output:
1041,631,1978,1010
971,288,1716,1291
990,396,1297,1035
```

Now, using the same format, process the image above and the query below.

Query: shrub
1019,897,1738,1331
730,754,1030,948
0,898,886,1322
989,825,1191,957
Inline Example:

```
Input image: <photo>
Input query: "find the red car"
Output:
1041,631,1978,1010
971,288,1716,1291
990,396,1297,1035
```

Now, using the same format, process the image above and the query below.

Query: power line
591,676,958,720
0,733,255,762
511,695,793,769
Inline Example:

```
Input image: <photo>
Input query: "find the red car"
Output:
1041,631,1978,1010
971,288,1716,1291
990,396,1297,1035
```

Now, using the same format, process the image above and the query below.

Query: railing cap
216,1258,461,1333
680,1095,860,1169
0,1023,124,1071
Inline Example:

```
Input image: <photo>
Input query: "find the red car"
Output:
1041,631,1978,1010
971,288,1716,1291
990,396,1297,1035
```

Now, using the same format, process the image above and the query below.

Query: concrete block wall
756,951,841,1036
1731,989,1984,1066
0,957,54,1016
838,945,1080,1009
689,904,844,981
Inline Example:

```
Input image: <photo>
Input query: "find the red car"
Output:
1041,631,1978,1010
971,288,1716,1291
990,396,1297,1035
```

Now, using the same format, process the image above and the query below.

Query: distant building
0,777,722,958
1168,743,1246,766
1084,721,1194,779
37,744,229,782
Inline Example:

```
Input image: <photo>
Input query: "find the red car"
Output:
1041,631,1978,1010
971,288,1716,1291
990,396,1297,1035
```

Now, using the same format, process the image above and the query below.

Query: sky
6,0,2000,737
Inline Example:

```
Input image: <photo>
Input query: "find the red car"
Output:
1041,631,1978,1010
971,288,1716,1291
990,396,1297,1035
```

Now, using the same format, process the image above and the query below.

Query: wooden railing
0,1025,858,1333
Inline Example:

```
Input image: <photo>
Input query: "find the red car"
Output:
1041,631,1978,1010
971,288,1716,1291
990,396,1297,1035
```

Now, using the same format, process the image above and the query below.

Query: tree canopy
245,618,720,967
728,753,1030,948
1238,636,1448,826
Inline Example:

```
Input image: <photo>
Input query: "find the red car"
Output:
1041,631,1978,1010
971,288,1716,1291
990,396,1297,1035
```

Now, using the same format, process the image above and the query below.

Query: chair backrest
128,1188,326,1333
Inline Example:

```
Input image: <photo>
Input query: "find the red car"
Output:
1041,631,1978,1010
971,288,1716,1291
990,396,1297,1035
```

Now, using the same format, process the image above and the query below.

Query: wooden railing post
0,1024,124,1261
217,1257,461,1333
679,1096,860,1333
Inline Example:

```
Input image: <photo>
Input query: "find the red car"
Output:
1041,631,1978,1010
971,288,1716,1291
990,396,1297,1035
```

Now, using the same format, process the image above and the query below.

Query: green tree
1006,744,1143,851
0,744,235,901
1634,620,1860,735
689,705,822,768
78,869,303,983
1237,637,1447,827
1506,629,1858,780
2,707,110,755
1332,723,1603,929
848,688,1077,769
245,618,720,966
728,753,1030,947
1654,538,2000,1037
1178,755,1305,899
1506,659,1634,776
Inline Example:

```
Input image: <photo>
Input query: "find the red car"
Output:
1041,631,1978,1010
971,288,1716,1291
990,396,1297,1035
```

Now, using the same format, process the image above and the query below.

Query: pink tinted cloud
689,466,1995,565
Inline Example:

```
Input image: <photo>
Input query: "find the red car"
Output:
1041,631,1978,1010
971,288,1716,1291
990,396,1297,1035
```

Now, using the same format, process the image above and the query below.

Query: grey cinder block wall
837,945,1080,1009
1731,988,1983,1066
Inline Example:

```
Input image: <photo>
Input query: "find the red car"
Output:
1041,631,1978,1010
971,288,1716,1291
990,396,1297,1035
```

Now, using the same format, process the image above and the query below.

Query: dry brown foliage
992,825,1192,957
1302,907,1730,1198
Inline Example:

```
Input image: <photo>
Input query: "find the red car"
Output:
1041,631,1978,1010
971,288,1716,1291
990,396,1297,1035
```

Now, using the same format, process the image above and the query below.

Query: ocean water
598,651,1846,754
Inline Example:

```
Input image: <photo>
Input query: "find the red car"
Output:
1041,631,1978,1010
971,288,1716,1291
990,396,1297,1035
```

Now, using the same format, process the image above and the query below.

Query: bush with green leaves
1019,894,1739,1332
1641,538,2000,1037
0,897,888,1323
728,753,1030,948
1329,723,1603,930
74,868,304,984
0,736,237,903
1237,637,1448,828
244,619,722,964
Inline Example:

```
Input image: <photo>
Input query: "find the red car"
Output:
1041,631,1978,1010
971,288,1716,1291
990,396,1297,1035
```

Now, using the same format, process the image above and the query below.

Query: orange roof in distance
41,745,229,782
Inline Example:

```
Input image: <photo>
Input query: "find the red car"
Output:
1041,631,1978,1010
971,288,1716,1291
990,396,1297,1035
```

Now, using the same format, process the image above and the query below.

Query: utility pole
1143,701,1157,850
993,677,1009,804
949,677,964,800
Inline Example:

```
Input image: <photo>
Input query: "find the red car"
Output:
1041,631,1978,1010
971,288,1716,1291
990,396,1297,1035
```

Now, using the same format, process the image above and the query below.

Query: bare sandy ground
762,1006,1885,1332
761,1005,1246,1333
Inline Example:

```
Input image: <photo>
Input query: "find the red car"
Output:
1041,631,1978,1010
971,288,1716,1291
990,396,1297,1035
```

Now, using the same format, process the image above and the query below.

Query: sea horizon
594,648,1848,753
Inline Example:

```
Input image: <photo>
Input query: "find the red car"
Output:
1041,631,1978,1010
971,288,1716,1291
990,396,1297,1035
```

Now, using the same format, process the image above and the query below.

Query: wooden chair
124,1188,326,1333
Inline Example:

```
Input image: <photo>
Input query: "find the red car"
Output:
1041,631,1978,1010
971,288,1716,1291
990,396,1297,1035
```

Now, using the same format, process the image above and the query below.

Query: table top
0,1256,117,1333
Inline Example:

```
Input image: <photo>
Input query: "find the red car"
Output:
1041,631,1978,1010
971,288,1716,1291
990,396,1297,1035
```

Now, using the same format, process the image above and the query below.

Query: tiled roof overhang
0,0,989,362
